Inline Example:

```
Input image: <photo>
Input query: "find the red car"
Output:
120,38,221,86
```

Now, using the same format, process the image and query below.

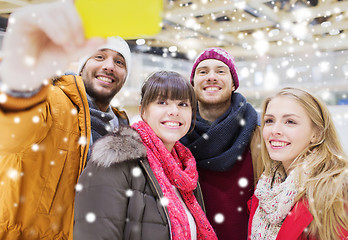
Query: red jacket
247,194,348,240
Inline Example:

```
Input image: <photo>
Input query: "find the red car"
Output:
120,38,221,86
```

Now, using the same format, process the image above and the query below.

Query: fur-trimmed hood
90,125,147,168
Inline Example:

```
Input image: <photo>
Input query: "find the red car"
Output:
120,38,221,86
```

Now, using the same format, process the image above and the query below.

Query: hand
0,1,104,91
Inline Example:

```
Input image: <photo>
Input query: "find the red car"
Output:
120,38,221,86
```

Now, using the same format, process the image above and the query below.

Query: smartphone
75,0,163,39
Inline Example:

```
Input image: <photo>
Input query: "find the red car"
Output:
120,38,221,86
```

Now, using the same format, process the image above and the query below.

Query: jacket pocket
37,149,67,214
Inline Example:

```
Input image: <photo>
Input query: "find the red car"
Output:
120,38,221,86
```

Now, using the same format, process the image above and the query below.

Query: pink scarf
132,121,217,240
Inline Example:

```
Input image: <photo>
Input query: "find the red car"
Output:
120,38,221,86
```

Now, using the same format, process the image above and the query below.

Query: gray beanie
78,36,132,81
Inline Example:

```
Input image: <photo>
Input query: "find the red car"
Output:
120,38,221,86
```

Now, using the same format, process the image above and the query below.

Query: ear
139,105,146,121
310,127,321,144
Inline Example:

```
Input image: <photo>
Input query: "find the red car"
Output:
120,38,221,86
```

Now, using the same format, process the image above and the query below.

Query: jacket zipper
196,181,206,213
73,76,89,175
140,159,172,240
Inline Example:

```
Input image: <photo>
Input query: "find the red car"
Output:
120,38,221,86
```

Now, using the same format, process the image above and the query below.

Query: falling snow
238,177,249,188
202,133,209,140
132,167,141,177
125,189,134,197
14,117,20,124
31,144,39,152
0,93,7,104
85,212,96,223
7,168,19,180
239,118,246,126
75,183,83,192
32,116,40,123
160,197,169,207
78,136,87,146
214,213,225,224
71,109,77,115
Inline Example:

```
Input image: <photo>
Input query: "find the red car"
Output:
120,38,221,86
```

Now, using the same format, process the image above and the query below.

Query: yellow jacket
0,75,127,239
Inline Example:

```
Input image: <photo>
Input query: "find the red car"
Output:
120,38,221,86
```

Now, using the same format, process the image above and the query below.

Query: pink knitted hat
190,47,239,90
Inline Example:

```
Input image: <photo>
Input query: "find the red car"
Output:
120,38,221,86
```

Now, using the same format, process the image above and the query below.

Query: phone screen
75,0,163,39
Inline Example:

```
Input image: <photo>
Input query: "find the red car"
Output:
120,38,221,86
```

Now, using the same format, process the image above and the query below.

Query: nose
206,70,217,82
271,122,282,135
167,103,179,116
102,57,115,73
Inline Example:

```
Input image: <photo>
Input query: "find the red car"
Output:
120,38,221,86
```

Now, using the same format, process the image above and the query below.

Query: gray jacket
73,126,205,240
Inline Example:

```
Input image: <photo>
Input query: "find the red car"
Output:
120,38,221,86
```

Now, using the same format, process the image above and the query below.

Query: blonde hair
260,87,348,240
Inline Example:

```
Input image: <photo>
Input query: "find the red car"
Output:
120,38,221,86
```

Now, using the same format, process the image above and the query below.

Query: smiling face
193,59,235,106
81,49,127,110
262,96,317,172
141,98,192,151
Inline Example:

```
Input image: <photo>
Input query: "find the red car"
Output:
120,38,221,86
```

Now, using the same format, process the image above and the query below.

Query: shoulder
89,125,147,168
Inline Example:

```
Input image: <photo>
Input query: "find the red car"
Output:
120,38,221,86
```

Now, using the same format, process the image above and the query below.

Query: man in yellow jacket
0,1,130,239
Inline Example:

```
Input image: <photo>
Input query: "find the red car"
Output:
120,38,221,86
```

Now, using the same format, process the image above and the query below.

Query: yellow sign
75,0,163,39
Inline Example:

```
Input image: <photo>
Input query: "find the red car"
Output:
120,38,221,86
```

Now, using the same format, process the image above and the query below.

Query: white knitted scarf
251,166,299,240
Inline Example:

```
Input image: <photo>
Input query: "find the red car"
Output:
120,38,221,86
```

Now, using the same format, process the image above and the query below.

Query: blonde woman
248,87,348,240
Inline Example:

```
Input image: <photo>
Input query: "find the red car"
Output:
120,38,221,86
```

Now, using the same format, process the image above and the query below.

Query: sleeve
0,86,52,153
73,161,132,240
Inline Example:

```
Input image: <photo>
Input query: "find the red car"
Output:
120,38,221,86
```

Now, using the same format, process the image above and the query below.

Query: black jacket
73,126,205,240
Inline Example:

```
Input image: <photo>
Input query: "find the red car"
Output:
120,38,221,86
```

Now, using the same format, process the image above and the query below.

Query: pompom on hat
190,47,239,90
77,36,132,81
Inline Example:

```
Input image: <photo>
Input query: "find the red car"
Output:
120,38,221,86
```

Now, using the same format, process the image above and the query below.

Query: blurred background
0,0,347,151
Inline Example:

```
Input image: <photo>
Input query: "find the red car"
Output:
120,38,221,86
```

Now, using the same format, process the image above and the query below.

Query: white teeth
271,141,287,147
205,87,219,91
97,76,112,83
164,122,180,127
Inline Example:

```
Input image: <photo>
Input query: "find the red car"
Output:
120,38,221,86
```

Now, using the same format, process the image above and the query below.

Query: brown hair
140,71,197,127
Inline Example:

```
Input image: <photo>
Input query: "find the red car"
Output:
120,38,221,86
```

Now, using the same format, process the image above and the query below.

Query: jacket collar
276,199,313,240
89,125,147,168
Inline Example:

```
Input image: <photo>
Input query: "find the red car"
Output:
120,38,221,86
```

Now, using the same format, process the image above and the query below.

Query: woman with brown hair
74,71,217,240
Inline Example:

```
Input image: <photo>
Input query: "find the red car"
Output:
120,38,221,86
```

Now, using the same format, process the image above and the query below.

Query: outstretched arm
0,0,103,91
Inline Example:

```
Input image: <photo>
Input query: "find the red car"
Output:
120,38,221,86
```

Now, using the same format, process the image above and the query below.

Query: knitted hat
78,36,132,81
190,47,239,90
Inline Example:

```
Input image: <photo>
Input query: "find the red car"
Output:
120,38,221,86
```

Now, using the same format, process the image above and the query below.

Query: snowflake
238,177,249,188
71,109,77,115
105,125,112,132
7,168,19,180
125,189,133,197
132,167,141,177
75,183,83,192
78,136,87,146
32,116,40,123
85,212,96,223
160,197,169,207
214,213,225,224
31,144,39,152
0,93,7,104
14,117,21,124
202,133,209,140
